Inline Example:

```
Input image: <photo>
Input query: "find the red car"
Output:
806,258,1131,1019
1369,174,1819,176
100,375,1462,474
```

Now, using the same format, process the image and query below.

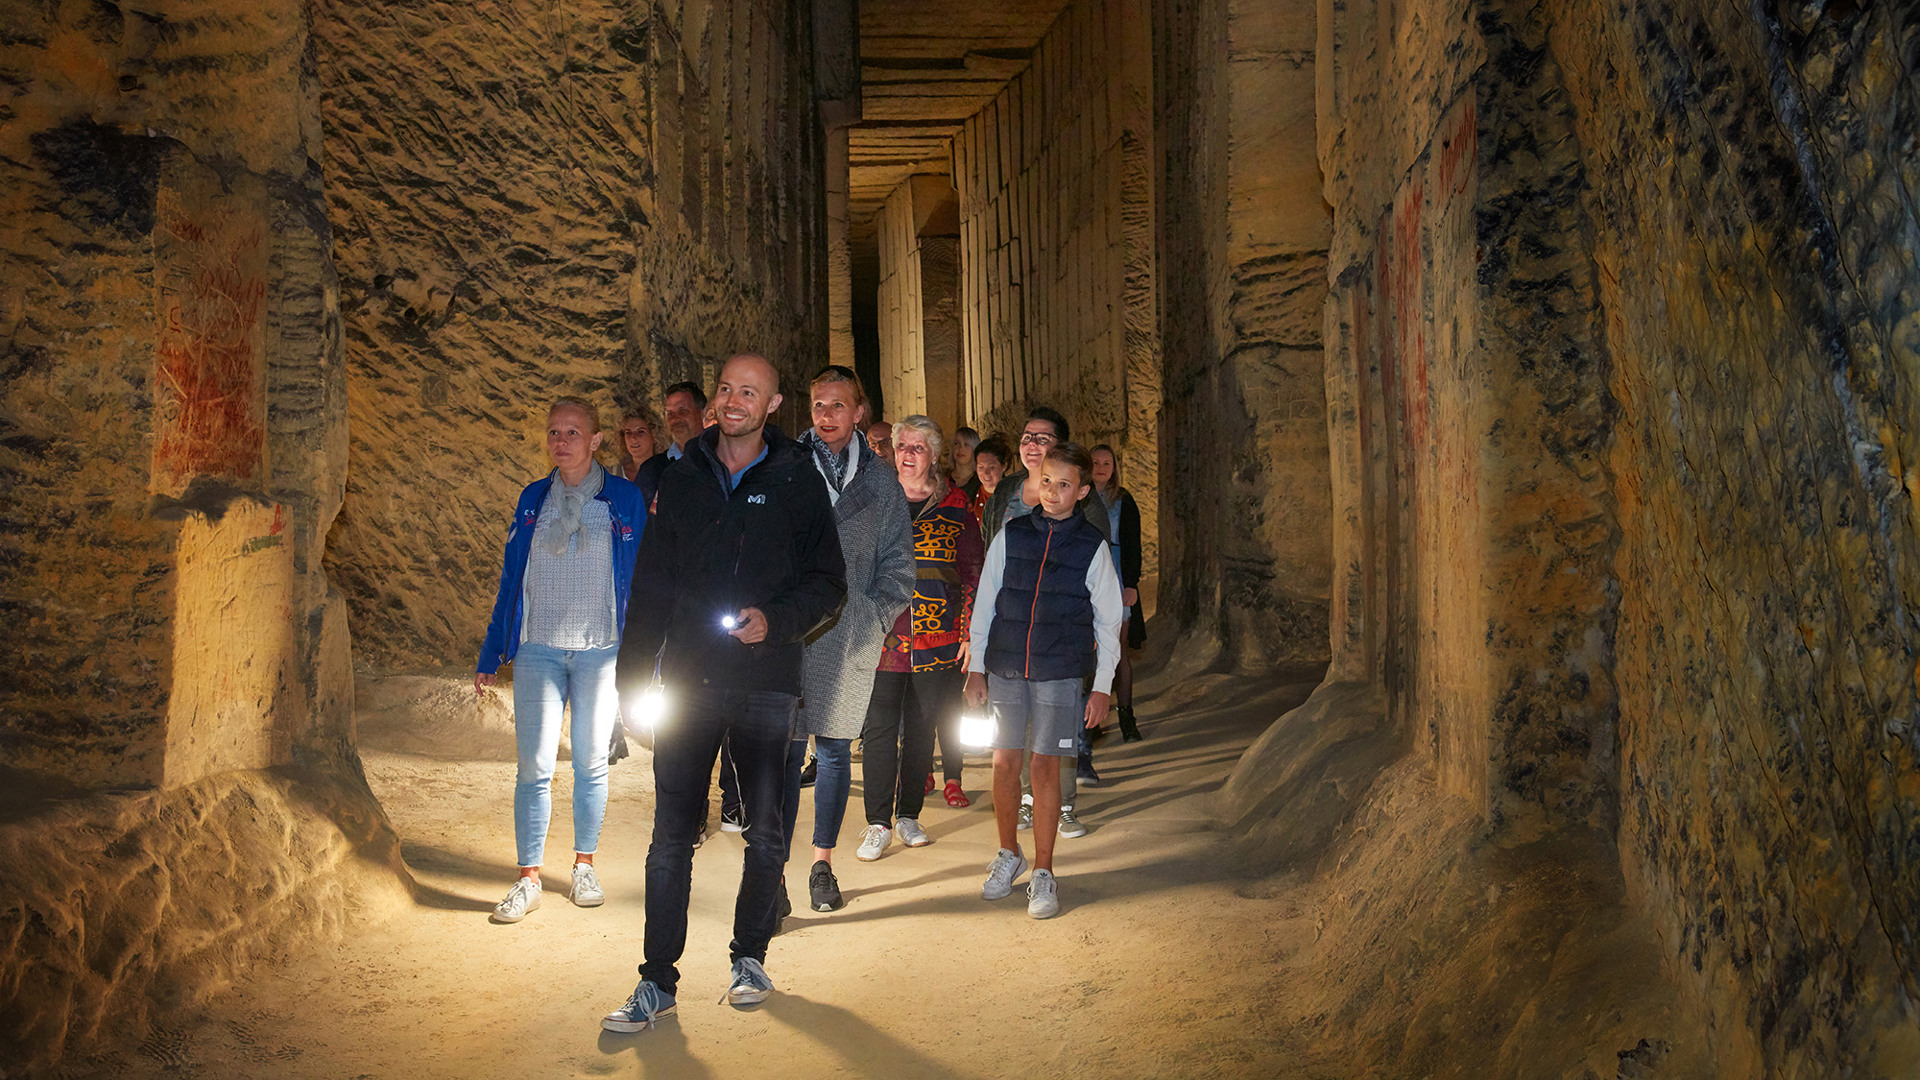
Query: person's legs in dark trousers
779,736,806,858
935,700,965,785
718,738,744,822
724,690,798,965
860,671,908,826
895,668,957,820
640,688,728,997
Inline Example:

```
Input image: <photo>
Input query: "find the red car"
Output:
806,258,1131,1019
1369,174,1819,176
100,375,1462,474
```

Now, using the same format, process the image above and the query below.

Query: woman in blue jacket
474,397,648,924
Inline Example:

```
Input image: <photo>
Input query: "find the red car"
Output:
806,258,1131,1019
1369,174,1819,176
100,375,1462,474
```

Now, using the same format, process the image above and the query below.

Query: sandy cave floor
70,670,1329,1080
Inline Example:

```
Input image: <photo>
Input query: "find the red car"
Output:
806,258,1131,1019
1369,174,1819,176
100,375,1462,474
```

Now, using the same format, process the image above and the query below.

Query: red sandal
924,772,936,794
944,779,970,808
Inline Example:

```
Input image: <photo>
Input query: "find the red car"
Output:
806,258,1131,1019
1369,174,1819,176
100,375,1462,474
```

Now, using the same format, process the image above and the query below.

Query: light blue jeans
511,643,620,867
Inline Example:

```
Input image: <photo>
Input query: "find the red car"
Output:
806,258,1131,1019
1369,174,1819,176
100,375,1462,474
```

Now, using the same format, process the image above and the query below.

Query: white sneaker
855,823,892,861
982,848,1028,900
895,817,931,847
571,862,604,907
1027,868,1060,918
492,877,541,923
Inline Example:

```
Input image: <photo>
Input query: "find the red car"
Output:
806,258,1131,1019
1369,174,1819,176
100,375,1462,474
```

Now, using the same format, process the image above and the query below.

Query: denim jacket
477,471,648,674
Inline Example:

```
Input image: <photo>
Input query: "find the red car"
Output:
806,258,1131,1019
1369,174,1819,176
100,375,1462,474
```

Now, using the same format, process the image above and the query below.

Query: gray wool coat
798,435,915,740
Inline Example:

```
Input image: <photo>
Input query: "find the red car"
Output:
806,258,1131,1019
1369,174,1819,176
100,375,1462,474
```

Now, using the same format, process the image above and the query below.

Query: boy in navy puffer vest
963,442,1124,919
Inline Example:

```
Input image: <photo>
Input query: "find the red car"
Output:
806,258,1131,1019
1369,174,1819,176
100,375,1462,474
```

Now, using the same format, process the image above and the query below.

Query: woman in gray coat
783,366,915,913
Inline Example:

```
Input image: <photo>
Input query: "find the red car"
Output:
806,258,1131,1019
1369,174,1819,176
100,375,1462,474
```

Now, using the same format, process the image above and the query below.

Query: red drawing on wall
155,212,266,480
1437,98,1477,198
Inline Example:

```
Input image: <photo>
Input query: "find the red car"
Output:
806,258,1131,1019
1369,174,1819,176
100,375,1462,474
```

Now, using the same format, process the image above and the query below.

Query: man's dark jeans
642,687,797,997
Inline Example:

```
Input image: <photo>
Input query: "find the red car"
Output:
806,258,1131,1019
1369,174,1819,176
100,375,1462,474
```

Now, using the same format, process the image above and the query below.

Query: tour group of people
471,355,1147,1034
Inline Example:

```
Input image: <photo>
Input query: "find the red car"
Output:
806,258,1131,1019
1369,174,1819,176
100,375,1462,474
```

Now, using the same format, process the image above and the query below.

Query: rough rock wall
0,0,403,1065
1316,0,1616,831
875,175,961,433
876,178,929,419
816,0,858,369
1,0,354,788
1315,0,1920,1071
918,235,962,434
317,0,828,673
1154,0,1330,668
1544,1,1920,1073
0,767,410,1073
951,0,1159,572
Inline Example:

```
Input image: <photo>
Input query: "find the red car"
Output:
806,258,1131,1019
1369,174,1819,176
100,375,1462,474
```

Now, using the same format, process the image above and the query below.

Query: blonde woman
475,398,649,923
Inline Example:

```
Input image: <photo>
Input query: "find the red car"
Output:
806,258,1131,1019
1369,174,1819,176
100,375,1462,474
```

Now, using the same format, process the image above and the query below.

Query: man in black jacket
603,354,847,1033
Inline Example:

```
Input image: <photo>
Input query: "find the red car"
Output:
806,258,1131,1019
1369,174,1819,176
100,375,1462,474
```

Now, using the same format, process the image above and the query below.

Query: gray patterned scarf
544,461,605,556
801,429,858,499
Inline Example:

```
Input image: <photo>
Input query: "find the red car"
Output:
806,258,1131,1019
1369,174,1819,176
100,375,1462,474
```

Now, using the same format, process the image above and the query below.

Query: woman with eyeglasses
979,406,1110,548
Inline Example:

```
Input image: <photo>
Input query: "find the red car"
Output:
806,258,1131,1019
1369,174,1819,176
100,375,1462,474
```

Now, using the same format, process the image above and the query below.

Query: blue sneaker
722,957,775,1005
602,980,675,1032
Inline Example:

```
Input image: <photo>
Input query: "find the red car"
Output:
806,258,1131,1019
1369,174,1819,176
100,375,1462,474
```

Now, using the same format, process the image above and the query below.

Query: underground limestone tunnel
3,0,1919,1076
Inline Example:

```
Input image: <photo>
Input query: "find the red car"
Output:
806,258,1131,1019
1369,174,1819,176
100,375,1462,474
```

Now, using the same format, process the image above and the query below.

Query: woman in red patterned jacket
854,415,987,862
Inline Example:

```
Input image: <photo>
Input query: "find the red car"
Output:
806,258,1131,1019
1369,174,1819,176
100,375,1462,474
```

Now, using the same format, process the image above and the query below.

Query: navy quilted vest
984,511,1105,682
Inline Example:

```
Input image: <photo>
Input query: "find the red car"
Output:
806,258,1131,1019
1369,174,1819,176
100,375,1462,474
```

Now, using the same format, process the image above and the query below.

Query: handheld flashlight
720,613,739,631
958,705,999,749
622,678,668,740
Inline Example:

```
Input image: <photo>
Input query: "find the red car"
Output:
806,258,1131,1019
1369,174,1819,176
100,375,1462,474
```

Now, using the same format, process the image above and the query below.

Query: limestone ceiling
849,0,1073,238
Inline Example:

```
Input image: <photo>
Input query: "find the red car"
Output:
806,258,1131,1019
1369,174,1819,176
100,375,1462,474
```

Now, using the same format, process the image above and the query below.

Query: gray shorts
987,675,1083,757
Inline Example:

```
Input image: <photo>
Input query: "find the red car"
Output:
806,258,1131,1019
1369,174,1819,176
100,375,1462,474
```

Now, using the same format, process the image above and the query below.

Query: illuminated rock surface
3,0,1918,1075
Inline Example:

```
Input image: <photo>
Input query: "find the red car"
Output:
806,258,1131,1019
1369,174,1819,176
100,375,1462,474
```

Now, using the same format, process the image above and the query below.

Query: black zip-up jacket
617,424,847,699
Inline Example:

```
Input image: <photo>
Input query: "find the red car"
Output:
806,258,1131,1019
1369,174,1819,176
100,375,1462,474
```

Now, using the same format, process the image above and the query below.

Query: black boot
1118,706,1142,742
799,755,818,787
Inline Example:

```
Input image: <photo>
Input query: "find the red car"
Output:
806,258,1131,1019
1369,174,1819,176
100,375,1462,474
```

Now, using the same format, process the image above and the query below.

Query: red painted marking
1437,98,1477,197
155,213,265,480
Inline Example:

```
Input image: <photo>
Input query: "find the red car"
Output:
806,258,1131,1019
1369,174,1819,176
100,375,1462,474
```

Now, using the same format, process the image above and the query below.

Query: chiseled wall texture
1322,0,1618,832
1321,0,1920,1071
875,176,963,435
316,0,828,673
876,179,927,420
1156,0,1331,668
0,1,409,1067
951,0,1160,574
1550,2,1920,1073
0,0,354,788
